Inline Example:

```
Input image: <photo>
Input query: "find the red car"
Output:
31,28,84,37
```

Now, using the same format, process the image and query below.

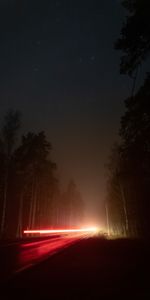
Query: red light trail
23,227,98,235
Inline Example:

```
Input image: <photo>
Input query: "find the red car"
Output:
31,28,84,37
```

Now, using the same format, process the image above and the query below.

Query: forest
106,0,150,238
0,110,84,238
0,0,150,241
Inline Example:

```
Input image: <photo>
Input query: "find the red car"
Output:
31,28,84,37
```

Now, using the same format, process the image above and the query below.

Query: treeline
0,110,84,238
106,0,150,238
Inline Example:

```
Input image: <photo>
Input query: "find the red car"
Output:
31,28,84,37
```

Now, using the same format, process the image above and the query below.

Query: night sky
0,0,142,224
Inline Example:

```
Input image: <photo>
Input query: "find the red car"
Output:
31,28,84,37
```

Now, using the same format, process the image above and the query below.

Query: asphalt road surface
0,236,150,300
0,233,87,282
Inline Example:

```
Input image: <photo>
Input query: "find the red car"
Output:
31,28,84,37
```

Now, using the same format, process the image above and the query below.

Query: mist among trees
106,0,150,238
0,110,84,238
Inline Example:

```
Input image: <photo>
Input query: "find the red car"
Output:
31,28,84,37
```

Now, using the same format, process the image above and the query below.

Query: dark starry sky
0,0,143,224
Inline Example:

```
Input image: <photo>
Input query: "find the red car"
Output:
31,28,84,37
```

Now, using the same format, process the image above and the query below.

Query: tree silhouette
106,75,150,237
115,0,150,75
0,110,85,238
0,109,21,237
15,131,57,235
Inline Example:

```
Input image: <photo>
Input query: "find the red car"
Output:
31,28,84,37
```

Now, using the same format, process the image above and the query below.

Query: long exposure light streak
23,227,98,235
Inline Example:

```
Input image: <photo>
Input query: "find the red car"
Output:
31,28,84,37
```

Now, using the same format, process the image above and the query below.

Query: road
0,232,89,282
0,236,150,299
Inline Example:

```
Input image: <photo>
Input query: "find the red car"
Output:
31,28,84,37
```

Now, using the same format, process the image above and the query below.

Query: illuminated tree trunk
0,166,8,236
31,178,37,229
28,179,35,229
119,181,129,235
105,202,110,236
16,192,23,238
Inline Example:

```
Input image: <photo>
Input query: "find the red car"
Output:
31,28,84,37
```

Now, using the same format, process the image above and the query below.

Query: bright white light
23,227,98,235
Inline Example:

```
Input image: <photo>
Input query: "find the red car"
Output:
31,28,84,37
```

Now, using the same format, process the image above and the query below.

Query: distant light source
23,227,98,235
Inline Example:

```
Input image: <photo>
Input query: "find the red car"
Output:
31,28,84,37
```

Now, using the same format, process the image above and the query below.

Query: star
91,56,95,61
36,41,41,46
56,1,61,7
56,17,61,23
33,65,40,72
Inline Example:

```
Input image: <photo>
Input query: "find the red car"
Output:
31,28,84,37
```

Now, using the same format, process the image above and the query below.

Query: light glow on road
23,227,98,235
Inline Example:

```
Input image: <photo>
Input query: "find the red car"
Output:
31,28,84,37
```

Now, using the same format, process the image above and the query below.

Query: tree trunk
0,168,8,237
119,181,129,235
131,66,139,98
105,202,110,236
31,177,37,229
16,192,24,238
28,178,35,229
